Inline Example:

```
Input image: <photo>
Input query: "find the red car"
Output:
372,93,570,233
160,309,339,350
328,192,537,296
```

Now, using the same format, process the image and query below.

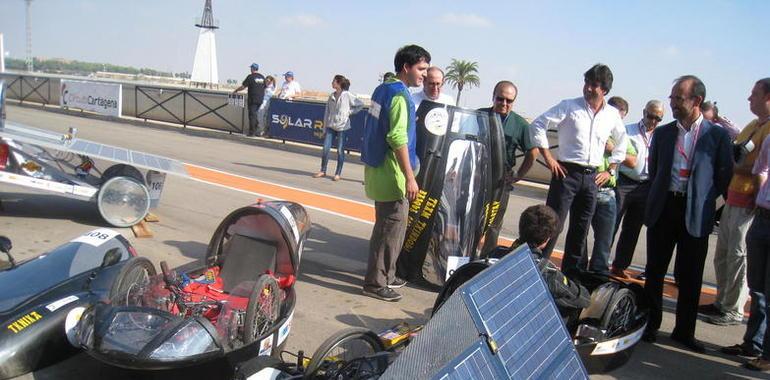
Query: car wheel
303,327,386,380
243,274,282,345
109,257,156,306
599,288,636,338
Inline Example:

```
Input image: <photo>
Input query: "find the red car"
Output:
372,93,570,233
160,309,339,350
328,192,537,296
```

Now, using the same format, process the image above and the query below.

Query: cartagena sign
60,79,122,117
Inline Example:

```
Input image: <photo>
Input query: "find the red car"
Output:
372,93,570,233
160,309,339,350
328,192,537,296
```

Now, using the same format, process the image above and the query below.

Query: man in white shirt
277,71,302,100
611,100,665,278
410,66,455,109
529,64,627,278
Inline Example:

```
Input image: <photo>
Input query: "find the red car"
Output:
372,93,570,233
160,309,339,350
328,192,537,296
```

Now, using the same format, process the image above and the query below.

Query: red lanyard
676,122,701,168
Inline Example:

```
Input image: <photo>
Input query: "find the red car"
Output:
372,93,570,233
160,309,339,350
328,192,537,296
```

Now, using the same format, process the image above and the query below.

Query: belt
620,173,649,184
559,161,597,174
757,207,770,219
669,191,687,198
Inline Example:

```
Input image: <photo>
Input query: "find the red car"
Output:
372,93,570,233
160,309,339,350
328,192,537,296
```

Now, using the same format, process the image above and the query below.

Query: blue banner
267,98,365,152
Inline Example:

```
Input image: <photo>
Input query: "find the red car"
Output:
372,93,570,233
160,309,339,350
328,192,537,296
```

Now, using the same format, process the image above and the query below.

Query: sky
0,0,768,126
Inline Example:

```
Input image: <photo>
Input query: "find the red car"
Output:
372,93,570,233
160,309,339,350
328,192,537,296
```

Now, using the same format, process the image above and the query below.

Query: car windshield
0,239,128,312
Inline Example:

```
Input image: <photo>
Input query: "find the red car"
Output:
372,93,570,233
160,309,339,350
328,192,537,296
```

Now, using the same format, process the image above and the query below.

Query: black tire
304,327,385,380
243,274,282,345
101,164,145,185
599,288,636,338
108,257,157,306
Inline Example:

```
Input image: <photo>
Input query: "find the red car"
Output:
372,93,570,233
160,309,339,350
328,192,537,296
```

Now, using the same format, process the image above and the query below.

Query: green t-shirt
480,108,534,170
364,83,409,202
598,141,637,188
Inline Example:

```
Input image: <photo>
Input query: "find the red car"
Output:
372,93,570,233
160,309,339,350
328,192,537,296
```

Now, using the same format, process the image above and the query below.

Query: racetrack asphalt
1,104,767,379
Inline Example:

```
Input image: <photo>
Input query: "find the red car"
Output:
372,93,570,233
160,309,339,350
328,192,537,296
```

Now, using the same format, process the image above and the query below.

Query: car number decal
71,229,119,247
46,295,79,312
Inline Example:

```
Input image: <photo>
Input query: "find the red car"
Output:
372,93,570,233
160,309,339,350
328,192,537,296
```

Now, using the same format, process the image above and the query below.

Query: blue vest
361,81,418,169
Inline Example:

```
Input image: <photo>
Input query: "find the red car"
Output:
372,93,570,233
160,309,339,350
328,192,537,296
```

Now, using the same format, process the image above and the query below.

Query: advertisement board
267,98,365,152
60,79,122,117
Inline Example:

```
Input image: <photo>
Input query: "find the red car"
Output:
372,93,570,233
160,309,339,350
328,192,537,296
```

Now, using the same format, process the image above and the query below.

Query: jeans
365,199,409,290
320,129,346,176
713,204,752,319
247,103,262,136
743,213,770,357
580,188,616,275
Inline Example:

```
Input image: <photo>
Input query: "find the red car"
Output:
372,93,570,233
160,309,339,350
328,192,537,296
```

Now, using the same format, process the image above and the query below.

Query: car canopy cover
397,101,505,287
205,201,310,279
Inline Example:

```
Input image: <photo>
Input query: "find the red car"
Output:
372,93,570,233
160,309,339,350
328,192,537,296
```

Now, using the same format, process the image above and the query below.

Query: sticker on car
46,295,79,312
71,229,119,247
259,335,274,356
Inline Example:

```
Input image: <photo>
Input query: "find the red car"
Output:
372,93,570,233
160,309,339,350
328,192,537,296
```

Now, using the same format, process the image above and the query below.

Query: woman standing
257,75,276,136
313,75,363,181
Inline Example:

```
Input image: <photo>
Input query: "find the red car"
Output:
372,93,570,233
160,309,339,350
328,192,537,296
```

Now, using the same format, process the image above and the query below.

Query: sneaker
388,277,408,289
362,287,402,302
705,313,742,326
721,344,759,357
698,303,721,316
746,357,770,372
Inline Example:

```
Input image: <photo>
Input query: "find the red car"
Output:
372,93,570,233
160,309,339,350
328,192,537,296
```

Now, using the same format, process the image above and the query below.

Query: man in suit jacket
643,75,733,352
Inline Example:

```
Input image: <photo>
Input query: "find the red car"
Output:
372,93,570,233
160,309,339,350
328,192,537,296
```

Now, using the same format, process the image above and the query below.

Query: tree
444,59,480,106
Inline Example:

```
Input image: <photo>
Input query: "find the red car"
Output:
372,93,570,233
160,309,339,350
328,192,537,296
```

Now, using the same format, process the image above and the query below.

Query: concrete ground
1,104,768,379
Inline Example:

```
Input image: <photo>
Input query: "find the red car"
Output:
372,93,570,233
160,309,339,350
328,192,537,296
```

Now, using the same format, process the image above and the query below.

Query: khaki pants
364,199,409,290
714,204,753,319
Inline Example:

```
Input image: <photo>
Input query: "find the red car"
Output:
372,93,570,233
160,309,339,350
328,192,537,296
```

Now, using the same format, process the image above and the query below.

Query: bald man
610,100,665,278
479,81,538,254
411,66,455,108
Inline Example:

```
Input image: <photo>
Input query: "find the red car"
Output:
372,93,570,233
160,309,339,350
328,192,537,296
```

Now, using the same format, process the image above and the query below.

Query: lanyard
638,121,652,149
676,121,701,169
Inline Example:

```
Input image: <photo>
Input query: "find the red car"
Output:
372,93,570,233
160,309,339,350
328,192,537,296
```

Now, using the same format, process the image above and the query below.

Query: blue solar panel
460,245,588,379
432,339,506,380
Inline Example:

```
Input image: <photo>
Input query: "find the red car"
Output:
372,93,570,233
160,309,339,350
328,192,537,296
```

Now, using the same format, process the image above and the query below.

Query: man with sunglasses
478,81,538,254
611,100,665,279
411,66,454,109
529,64,627,278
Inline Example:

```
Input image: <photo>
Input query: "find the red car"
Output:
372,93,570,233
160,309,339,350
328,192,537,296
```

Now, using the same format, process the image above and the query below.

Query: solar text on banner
266,98,365,152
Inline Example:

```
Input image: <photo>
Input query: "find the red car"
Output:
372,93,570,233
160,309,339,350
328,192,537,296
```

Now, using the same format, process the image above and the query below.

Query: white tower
191,0,219,86
25,0,33,72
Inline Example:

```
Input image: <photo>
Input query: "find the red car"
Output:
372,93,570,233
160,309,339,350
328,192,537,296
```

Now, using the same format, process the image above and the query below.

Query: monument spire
191,0,219,86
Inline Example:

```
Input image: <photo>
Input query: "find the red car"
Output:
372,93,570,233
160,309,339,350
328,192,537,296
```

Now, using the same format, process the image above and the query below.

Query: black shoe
388,277,408,289
706,313,742,326
362,287,402,302
642,329,657,343
720,344,759,357
671,334,706,353
697,303,721,316
635,271,647,281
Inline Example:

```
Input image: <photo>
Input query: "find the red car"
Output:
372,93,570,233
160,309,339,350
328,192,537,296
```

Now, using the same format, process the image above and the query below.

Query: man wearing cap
233,63,266,137
277,71,302,100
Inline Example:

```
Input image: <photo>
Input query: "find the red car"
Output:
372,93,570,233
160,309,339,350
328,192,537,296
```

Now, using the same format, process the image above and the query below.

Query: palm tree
444,59,480,106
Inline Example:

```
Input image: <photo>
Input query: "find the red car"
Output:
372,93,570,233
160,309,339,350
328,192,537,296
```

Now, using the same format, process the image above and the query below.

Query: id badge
679,168,690,179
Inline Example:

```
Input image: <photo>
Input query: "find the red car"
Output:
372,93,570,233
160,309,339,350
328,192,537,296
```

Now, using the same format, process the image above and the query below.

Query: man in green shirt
361,45,431,302
478,81,538,254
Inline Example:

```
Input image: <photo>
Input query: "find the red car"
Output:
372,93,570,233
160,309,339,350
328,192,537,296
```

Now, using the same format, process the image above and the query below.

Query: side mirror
0,236,11,254
101,248,122,268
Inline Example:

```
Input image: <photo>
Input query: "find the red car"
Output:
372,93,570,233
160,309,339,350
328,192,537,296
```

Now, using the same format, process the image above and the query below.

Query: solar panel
0,123,188,177
460,245,588,379
432,340,507,380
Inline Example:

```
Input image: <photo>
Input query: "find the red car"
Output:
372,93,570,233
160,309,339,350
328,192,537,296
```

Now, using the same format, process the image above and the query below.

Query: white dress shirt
620,120,655,181
669,114,704,192
530,97,627,167
411,90,455,109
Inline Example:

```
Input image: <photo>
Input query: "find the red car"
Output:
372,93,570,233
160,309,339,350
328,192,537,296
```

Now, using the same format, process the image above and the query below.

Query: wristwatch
608,168,617,177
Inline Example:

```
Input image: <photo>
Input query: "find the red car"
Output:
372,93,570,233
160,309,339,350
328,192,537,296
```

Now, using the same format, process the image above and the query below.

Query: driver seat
218,233,277,293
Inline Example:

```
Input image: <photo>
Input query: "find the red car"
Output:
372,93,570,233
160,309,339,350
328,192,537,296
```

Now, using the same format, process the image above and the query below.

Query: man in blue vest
361,45,431,302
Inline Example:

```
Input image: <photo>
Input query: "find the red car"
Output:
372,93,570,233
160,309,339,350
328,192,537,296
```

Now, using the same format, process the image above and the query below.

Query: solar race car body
74,201,310,370
0,229,142,380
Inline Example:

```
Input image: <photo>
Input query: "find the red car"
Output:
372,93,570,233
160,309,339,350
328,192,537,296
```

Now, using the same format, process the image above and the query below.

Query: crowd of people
232,45,770,372
354,44,770,372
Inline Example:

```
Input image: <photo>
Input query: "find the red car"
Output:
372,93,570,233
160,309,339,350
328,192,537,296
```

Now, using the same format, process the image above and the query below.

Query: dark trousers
247,102,262,136
743,212,770,357
364,199,409,290
544,162,598,278
644,193,709,338
612,175,650,270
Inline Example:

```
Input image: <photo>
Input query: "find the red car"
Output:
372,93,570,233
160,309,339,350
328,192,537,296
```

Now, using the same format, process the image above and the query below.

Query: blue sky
0,0,768,126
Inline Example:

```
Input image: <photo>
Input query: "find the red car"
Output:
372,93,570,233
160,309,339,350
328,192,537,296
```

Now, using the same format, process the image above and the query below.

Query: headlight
149,320,218,360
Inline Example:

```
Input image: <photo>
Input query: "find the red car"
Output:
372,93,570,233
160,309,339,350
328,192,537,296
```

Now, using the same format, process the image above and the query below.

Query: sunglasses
495,96,515,104
645,114,662,122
